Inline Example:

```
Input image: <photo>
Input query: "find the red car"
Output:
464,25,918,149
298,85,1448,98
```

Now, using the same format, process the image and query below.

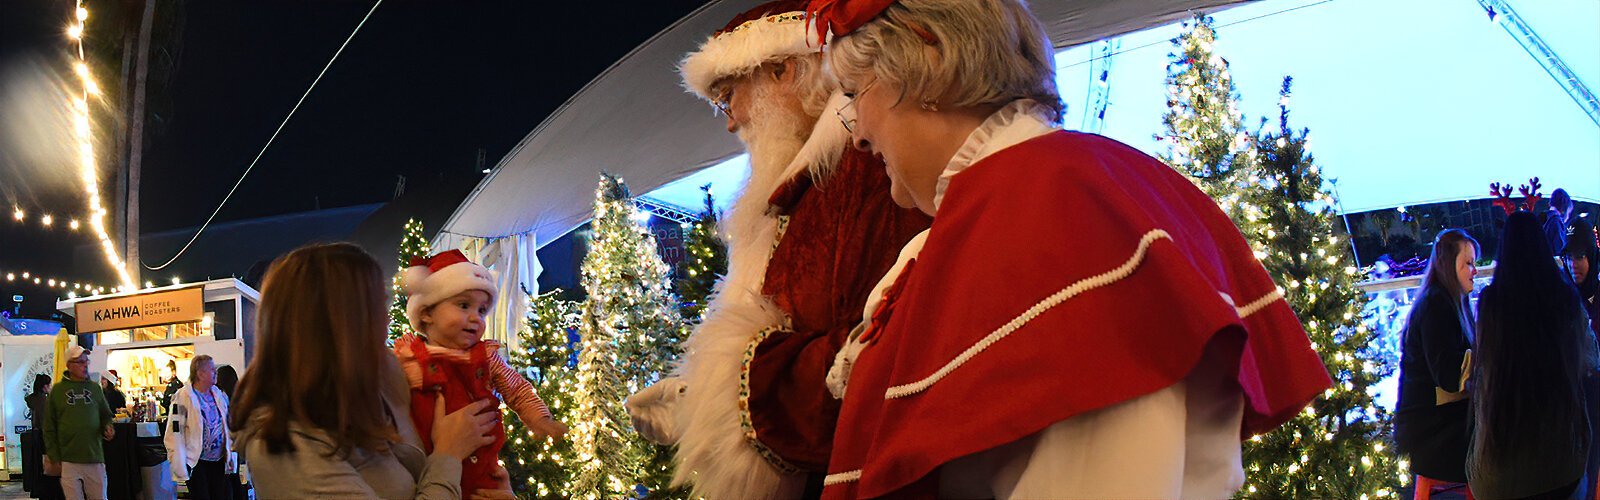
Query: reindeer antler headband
1489,177,1543,215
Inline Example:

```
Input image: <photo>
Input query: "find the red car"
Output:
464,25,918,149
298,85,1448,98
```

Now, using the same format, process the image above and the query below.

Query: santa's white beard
668,89,818,499
720,89,814,299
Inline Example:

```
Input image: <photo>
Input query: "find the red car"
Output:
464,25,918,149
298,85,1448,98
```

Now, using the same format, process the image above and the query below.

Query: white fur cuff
680,12,820,100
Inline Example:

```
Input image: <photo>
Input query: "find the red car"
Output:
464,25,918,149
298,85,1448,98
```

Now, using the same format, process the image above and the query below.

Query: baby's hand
530,417,569,441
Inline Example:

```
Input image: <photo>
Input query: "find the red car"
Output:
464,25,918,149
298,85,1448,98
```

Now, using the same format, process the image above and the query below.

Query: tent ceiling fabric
441,0,1251,247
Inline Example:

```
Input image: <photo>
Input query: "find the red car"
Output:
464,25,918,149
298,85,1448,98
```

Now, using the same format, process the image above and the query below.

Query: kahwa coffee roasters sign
74,286,204,334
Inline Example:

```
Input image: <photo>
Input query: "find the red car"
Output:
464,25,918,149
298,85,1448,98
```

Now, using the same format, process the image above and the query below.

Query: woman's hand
430,397,496,461
468,465,516,500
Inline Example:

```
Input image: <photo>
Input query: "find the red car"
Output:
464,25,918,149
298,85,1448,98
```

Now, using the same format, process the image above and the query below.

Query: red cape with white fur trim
822,131,1331,498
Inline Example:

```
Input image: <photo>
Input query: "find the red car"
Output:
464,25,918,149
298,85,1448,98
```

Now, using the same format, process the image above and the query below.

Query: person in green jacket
44,345,114,500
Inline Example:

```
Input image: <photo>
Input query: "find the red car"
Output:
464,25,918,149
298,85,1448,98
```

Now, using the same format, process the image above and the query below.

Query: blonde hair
827,0,1062,122
188,355,214,386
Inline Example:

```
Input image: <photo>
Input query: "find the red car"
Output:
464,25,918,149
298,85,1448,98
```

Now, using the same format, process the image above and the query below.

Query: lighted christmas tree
501,290,581,499
1156,15,1255,225
676,184,727,322
564,173,690,499
1234,77,1402,499
390,218,431,342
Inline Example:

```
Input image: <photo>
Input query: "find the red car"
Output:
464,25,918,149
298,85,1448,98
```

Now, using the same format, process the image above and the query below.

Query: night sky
1,0,705,318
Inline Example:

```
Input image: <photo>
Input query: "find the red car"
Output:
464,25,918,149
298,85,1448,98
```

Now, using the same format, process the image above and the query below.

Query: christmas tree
1234,78,1402,499
1156,15,1255,224
502,290,582,499
676,184,727,322
390,218,431,342
565,173,691,499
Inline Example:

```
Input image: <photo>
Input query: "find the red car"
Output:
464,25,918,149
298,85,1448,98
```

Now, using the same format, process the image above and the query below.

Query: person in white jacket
163,355,234,499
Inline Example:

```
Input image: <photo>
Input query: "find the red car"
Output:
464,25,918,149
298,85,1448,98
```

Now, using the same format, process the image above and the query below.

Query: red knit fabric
399,335,506,498
823,132,1331,498
744,148,931,472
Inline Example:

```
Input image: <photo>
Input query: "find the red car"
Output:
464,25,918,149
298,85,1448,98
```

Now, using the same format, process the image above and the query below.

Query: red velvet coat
746,148,931,472
822,132,1331,498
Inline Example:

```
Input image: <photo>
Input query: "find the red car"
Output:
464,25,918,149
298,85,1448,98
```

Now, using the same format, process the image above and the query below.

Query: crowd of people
1396,191,1600,500
32,347,249,500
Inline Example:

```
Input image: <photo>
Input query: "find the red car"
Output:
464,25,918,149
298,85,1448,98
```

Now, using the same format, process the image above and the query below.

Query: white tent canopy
439,0,1250,247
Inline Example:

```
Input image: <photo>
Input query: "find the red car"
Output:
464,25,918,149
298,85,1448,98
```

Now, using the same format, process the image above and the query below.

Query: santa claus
623,1,930,498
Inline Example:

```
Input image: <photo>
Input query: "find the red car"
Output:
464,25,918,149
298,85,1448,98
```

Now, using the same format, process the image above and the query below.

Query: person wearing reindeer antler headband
809,0,1330,497
1491,177,1573,259
1466,211,1596,499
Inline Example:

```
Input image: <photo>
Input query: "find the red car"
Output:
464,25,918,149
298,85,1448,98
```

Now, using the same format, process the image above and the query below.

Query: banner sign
74,287,204,334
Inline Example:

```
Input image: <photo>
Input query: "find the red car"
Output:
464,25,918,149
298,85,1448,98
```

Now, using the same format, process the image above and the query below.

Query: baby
395,250,568,496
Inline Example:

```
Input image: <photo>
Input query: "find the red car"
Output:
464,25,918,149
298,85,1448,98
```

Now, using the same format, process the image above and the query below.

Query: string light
64,1,136,291
0,268,109,295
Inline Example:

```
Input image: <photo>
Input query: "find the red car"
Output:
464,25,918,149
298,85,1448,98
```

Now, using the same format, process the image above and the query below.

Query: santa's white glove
626,377,687,445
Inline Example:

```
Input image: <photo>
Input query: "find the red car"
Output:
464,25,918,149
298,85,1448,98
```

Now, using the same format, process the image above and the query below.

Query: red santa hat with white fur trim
680,0,822,101
401,250,498,334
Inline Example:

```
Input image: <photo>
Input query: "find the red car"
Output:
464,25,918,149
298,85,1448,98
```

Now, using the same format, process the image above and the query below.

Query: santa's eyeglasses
711,88,733,117
710,63,791,120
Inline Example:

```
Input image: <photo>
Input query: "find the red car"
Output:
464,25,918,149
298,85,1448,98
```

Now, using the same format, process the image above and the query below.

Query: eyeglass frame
709,62,790,119
711,87,734,117
837,76,880,135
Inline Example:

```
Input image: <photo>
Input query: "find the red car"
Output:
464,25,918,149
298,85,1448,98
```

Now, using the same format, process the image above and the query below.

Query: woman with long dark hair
1469,212,1596,499
25,374,64,500
212,364,248,500
232,243,502,499
1396,229,1480,485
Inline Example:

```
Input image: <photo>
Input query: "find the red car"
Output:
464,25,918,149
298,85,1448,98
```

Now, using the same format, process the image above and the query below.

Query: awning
439,0,1252,247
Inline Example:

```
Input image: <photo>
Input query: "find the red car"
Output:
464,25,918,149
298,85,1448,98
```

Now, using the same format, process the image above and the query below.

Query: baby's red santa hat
680,0,821,101
401,250,498,334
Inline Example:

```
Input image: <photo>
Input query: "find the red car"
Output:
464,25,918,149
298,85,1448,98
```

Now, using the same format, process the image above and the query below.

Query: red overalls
404,338,505,497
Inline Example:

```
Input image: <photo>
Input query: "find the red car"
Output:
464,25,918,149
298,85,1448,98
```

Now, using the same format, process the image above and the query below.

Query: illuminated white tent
438,0,1252,248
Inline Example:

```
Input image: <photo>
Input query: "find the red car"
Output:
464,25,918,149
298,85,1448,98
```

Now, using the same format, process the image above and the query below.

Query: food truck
39,279,258,497
55,278,258,414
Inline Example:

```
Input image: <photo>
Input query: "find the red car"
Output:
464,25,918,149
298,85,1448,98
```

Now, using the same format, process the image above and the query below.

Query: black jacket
1394,285,1474,482
104,386,126,413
